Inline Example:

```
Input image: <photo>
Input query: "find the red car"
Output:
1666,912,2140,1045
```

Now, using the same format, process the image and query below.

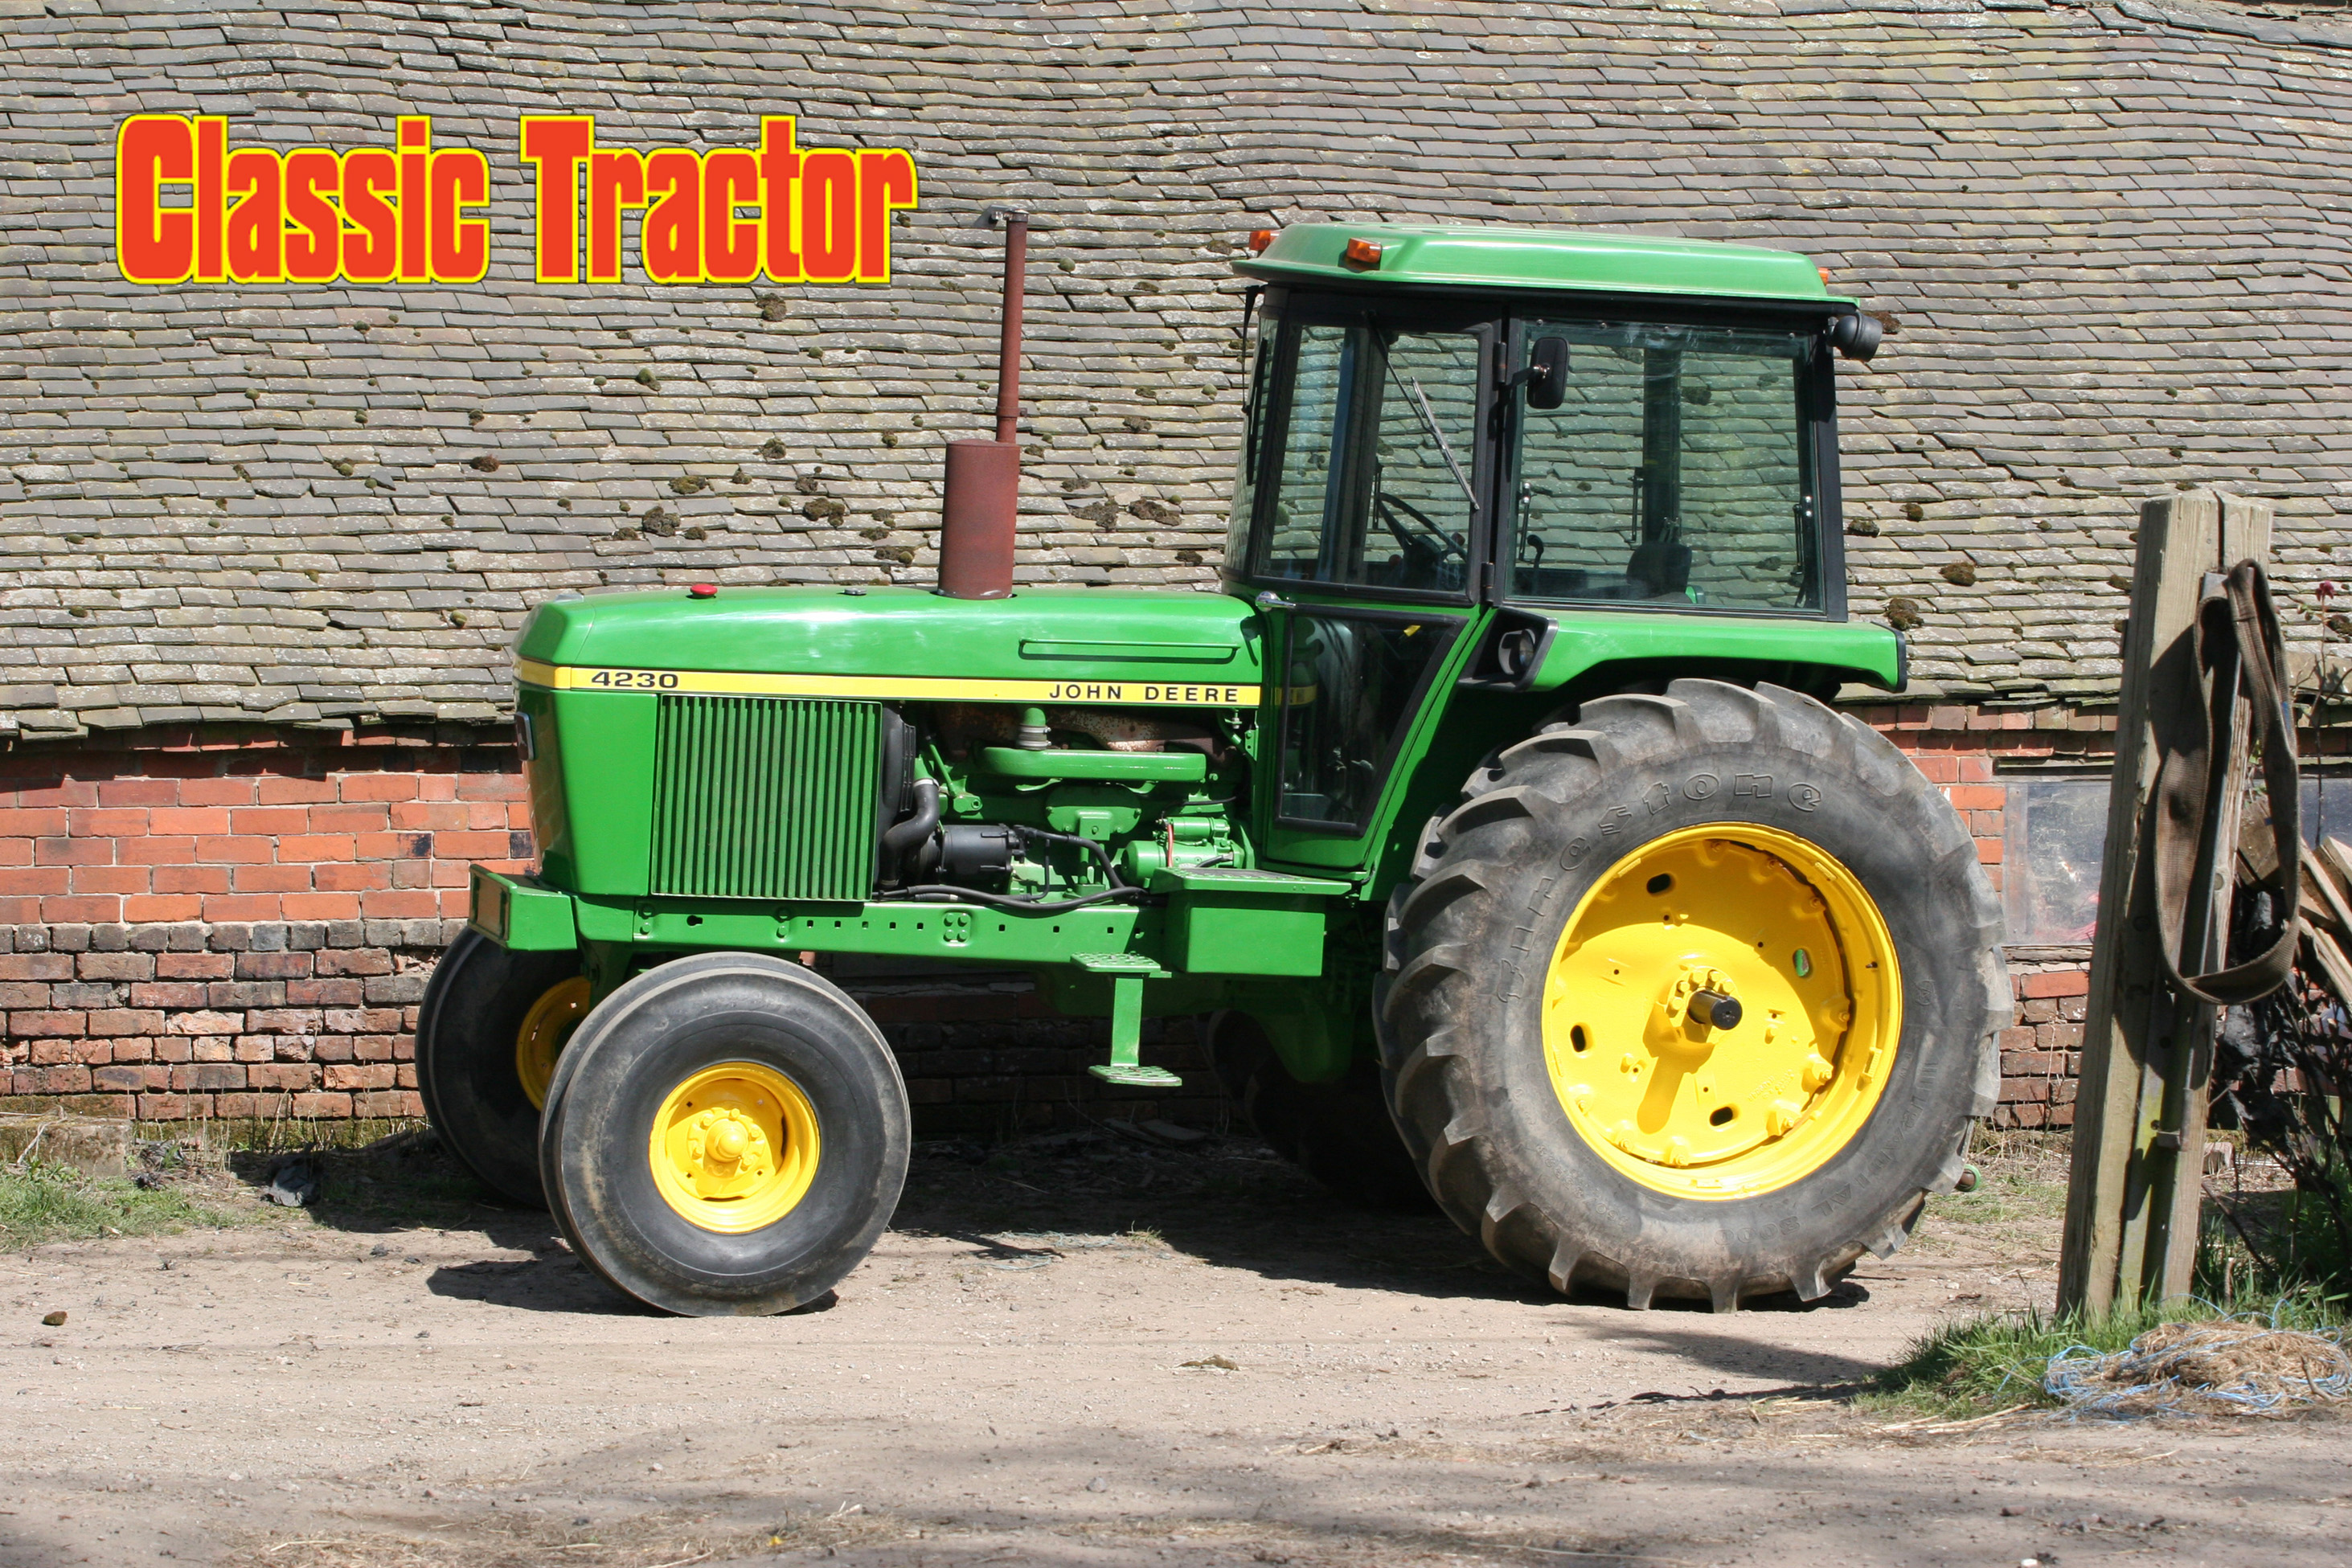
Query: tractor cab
1221,223,1889,876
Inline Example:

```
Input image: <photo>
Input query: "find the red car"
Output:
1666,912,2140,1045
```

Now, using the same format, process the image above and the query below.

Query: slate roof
4,0,2351,734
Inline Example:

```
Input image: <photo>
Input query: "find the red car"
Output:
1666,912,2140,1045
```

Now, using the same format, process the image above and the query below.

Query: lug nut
1688,990,1743,1030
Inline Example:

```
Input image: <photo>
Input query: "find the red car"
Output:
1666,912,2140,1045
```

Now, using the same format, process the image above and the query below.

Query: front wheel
539,952,910,1316
1377,679,2006,1311
414,931,589,1208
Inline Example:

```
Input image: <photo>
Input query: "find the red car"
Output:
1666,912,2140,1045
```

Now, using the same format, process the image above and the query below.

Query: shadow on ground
216,1118,1850,1321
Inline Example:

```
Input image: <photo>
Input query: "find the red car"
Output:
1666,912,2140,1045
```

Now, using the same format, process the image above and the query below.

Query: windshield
1511,319,1818,611
1228,317,1481,596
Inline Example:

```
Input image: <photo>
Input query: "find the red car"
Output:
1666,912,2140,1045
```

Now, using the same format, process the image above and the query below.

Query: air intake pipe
937,208,1028,600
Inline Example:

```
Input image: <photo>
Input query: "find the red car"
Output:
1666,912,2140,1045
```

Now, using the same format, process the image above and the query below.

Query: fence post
2058,491,2272,1314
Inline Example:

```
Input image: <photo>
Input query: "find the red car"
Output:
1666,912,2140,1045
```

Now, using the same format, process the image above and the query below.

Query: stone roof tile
4,0,2350,726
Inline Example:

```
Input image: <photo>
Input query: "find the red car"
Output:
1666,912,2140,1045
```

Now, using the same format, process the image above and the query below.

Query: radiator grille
648,695,883,903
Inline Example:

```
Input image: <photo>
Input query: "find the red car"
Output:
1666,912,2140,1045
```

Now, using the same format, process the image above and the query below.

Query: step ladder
1071,951,1180,1087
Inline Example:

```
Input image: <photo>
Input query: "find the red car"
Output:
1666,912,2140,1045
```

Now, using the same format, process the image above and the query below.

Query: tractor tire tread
1374,678,2008,1311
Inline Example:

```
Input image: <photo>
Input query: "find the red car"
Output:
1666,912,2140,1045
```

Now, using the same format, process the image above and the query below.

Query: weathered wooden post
2059,490,2273,1314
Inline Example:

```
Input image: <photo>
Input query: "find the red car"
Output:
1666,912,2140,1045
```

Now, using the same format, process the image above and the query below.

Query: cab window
1510,320,1819,612
1243,318,1482,597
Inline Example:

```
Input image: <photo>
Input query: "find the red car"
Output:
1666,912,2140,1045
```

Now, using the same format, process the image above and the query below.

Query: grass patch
2204,1180,2352,1306
135,1115,424,1154
1924,1162,2069,1229
1868,1289,2350,1420
0,1161,258,1247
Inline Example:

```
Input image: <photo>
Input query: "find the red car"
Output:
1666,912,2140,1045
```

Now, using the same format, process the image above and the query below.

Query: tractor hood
513,585,1267,707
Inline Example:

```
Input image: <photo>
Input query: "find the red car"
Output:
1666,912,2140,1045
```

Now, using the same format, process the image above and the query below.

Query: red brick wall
1998,964,2090,1131
0,728,530,1124
0,730,531,930
1860,699,2120,906
1,710,2113,1133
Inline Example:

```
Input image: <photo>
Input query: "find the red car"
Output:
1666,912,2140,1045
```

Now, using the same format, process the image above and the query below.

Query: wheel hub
1654,964,1737,1057
1540,825,1901,1199
649,1064,820,1233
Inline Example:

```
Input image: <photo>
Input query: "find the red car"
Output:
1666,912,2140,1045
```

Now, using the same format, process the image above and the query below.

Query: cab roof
1233,223,1844,305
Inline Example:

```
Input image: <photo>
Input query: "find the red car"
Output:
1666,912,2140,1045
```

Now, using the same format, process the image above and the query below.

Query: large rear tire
539,952,910,1316
1376,680,2006,1310
414,931,588,1208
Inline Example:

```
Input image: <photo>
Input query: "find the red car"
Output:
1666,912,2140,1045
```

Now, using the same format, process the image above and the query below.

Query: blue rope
2044,1301,2351,1420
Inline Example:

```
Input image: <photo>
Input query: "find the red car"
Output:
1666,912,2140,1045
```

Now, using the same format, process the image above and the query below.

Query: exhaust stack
937,209,1027,600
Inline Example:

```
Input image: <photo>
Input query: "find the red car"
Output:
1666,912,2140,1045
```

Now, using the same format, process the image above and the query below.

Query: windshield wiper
1387,364,1479,514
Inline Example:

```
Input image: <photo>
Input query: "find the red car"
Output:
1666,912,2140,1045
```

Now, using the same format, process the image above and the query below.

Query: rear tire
1207,1010,1430,1210
540,952,910,1316
1376,679,2006,1310
414,931,584,1208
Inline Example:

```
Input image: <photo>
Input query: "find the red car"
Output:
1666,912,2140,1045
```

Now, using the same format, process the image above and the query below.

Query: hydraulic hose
1013,825,1130,890
879,885,1146,914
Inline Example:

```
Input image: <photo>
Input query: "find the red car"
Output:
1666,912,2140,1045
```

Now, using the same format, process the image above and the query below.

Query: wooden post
2059,491,2272,1315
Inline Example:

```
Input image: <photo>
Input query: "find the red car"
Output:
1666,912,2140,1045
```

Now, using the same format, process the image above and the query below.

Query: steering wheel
1375,491,1468,571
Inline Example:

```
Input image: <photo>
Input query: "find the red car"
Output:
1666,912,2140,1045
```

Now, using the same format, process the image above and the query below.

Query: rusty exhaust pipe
937,208,1027,600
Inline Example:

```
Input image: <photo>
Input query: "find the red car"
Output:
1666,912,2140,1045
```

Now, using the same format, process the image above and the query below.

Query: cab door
1258,602,1465,866
1233,303,1494,872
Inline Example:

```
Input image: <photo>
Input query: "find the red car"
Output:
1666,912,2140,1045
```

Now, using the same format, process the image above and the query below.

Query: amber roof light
1342,237,1383,268
1247,228,1275,252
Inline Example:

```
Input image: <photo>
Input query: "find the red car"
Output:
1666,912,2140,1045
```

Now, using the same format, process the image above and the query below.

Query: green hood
514,585,1265,706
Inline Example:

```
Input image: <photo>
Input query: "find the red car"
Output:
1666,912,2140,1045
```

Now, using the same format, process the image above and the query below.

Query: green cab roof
1234,223,1842,305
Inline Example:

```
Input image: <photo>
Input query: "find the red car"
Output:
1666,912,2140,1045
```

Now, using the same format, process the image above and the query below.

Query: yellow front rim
1540,824,1901,1201
515,976,592,1112
647,1062,822,1234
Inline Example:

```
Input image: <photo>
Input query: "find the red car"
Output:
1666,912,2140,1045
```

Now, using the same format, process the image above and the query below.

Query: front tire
539,952,910,1316
1376,680,2006,1310
414,931,587,1208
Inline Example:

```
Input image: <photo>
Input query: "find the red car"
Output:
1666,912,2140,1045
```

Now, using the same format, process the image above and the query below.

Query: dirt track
3,1131,2347,1567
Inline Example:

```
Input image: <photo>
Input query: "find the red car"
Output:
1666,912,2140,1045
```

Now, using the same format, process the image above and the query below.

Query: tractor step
1070,952,1178,1088
1069,951,1170,976
1088,1062,1183,1088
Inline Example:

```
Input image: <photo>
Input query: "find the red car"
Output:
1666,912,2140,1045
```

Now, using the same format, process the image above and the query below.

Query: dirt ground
3,1128,2348,1568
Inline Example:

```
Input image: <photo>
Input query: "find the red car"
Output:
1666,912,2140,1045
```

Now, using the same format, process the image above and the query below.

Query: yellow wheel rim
1540,824,1901,1201
515,976,592,1112
647,1062,821,1234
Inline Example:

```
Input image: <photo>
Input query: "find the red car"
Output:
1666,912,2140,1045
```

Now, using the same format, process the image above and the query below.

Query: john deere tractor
424,221,2006,1316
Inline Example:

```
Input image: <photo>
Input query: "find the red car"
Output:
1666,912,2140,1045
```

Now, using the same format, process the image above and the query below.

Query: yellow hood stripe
514,658,1262,708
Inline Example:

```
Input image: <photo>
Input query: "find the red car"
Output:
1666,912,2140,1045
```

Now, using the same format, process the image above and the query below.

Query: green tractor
424,220,2006,1316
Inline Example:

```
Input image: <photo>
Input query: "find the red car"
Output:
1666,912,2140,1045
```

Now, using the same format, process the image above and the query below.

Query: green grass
134,1115,424,1153
0,1161,258,1247
1866,1300,2204,1419
1868,1288,2350,1420
2203,1179,2352,1306
1922,1163,2070,1229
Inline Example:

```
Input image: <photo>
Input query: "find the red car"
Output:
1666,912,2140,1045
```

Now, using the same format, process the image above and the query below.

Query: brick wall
0,710,2114,1133
0,727,529,1124
2001,963,2091,1132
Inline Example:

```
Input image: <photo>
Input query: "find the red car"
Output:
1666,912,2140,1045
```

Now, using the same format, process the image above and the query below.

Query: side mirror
1526,336,1570,410
1829,312,1883,362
